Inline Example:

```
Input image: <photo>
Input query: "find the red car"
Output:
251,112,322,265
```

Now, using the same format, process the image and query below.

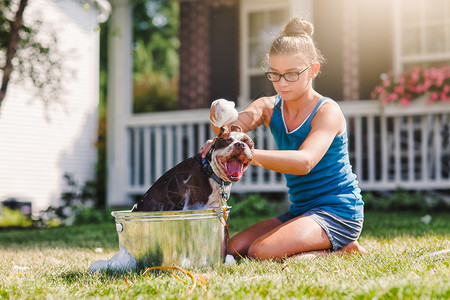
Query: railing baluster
176,125,183,164
380,115,388,184
198,122,206,154
133,127,140,188
154,126,163,180
407,116,414,182
434,115,442,181
355,116,363,182
187,124,194,158
394,117,401,183
143,127,151,187
166,126,174,172
421,115,428,182
128,128,134,186
367,115,375,184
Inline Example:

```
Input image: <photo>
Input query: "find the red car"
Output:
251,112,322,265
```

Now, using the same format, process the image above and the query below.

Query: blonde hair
269,18,325,65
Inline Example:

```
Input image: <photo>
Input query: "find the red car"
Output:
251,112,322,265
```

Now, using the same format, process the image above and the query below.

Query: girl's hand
199,137,217,158
210,99,238,127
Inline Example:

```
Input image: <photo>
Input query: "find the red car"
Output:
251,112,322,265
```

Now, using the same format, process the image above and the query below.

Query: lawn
0,211,449,299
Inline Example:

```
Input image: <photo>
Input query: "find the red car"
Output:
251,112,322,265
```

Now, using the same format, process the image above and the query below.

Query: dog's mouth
217,155,252,182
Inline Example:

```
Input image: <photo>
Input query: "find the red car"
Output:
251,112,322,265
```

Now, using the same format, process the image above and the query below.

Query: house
0,0,110,214
107,0,450,207
177,0,450,108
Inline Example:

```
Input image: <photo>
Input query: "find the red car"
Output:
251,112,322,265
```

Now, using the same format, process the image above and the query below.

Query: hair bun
281,18,314,37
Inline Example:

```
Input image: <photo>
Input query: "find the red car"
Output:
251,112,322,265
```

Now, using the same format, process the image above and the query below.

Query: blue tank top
269,95,364,219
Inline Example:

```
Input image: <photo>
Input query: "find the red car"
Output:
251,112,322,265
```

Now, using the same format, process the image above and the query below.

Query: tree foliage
132,0,179,75
94,0,180,206
0,0,63,110
131,0,179,113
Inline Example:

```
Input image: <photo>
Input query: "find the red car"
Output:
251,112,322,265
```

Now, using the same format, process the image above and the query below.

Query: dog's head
209,125,254,182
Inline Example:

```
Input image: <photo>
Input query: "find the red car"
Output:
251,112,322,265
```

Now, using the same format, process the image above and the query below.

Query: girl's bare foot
337,240,367,254
294,241,366,259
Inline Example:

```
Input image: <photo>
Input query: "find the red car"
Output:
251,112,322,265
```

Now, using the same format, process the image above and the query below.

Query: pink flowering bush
371,65,450,107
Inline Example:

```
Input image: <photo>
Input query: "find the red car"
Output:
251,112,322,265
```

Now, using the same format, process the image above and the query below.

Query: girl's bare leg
227,217,283,257
228,215,366,260
247,215,332,260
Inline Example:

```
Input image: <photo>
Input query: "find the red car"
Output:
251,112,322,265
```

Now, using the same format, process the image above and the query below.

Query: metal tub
112,208,229,271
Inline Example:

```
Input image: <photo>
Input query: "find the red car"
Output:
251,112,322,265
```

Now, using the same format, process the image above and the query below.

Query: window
239,0,288,106
395,0,450,70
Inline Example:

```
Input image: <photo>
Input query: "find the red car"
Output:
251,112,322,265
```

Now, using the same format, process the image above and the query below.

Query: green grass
0,211,449,299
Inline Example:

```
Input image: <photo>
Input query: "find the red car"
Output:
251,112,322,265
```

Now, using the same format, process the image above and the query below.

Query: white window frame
239,0,289,108
393,0,450,73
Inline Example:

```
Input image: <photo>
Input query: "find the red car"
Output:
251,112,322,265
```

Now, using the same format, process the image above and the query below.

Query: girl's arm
211,96,275,135
200,96,275,157
251,101,345,175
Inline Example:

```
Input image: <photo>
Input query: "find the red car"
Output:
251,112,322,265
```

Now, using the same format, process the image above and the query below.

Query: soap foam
89,244,137,273
210,99,239,127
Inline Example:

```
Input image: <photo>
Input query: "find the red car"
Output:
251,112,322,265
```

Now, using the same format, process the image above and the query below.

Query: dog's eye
242,137,254,149
215,138,233,149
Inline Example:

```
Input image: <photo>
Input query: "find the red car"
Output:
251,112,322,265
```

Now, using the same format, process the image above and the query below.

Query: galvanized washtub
112,208,229,271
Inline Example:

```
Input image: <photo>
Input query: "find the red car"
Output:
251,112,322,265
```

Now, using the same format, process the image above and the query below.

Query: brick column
179,1,210,109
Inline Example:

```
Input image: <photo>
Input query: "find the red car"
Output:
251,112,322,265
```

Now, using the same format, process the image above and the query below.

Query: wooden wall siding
0,0,100,213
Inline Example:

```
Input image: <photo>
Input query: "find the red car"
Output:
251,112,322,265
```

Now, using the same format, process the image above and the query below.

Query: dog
132,125,254,211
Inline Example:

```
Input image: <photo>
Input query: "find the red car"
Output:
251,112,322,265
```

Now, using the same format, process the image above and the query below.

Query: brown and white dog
132,125,254,211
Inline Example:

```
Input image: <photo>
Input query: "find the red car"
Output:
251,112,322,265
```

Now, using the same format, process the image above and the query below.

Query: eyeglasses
265,64,312,82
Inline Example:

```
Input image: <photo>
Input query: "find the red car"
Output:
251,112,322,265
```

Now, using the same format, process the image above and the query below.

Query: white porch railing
112,99,450,205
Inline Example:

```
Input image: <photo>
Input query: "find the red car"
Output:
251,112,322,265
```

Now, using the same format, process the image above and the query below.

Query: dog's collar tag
201,157,232,186
219,182,230,208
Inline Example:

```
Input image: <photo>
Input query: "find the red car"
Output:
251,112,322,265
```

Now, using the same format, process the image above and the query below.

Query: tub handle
116,223,123,233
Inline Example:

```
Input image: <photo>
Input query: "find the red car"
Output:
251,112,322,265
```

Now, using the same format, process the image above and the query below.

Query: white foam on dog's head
210,99,238,127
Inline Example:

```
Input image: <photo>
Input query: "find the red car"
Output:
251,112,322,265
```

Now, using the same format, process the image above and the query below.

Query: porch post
107,0,133,207
342,0,359,100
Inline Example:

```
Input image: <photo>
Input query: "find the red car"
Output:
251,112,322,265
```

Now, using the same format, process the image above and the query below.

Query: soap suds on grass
89,244,136,273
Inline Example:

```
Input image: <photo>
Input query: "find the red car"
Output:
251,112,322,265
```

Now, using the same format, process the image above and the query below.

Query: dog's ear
230,125,242,132
218,126,229,137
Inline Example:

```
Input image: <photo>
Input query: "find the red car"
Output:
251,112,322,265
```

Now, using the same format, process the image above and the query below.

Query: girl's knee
248,239,277,260
247,244,262,260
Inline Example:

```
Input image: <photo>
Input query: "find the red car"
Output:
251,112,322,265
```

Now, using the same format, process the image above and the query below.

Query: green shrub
362,189,449,212
0,207,33,228
34,173,111,228
228,194,279,218
74,207,112,225
133,72,178,113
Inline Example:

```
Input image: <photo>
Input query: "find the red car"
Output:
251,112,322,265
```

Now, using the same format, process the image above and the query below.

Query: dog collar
200,157,232,186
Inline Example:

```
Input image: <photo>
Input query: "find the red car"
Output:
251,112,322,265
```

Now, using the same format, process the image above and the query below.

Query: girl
201,17,366,260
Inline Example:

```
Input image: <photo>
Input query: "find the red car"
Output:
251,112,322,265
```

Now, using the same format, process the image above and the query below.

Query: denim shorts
276,208,364,251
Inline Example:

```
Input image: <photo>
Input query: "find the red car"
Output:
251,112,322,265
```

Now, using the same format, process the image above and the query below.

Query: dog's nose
235,142,245,150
